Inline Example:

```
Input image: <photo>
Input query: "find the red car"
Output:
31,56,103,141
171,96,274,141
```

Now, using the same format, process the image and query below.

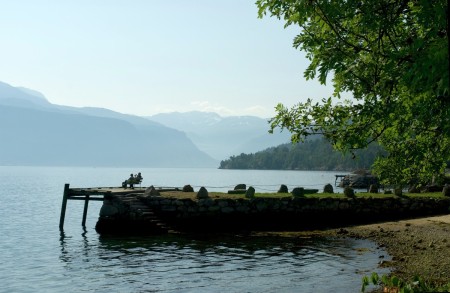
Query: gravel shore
333,215,450,286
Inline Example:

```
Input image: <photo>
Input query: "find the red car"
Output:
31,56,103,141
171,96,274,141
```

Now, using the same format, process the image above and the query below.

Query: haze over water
1,166,387,292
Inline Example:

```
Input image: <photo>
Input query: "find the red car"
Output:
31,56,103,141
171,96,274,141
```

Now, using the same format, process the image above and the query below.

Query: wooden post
59,183,70,230
82,195,90,227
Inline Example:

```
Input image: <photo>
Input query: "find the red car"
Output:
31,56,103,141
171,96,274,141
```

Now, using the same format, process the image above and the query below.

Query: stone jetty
94,187,450,234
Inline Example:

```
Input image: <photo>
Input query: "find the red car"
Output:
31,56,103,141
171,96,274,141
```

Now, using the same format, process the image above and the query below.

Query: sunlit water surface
0,166,387,292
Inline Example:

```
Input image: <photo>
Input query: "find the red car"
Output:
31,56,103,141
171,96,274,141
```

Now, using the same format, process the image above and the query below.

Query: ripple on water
0,167,387,293
49,234,387,293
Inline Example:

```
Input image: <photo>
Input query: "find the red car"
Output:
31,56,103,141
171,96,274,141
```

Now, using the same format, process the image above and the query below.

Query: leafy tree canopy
257,0,450,186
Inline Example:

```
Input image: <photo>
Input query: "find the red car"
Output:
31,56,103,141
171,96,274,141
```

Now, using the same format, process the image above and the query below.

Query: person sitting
121,173,143,189
128,173,135,189
135,172,143,184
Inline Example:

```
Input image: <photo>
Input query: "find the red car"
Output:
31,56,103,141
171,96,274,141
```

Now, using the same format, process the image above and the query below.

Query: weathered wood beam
59,183,70,230
82,195,90,227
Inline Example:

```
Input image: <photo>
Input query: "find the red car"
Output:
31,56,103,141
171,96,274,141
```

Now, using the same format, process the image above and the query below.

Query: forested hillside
219,138,385,171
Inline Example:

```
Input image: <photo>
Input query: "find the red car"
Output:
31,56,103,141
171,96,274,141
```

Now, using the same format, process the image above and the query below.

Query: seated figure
122,172,143,189
135,172,143,184
128,173,135,189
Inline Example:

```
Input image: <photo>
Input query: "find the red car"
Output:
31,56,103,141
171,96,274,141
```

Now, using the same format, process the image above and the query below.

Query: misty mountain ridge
0,82,51,108
148,112,291,160
0,81,216,167
0,80,290,166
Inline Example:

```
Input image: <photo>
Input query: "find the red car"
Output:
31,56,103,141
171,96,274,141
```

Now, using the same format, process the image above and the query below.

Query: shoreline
331,215,450,286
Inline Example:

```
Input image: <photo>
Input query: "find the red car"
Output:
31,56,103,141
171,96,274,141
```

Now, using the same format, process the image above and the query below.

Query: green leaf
370,272,379,285
361,275,369,292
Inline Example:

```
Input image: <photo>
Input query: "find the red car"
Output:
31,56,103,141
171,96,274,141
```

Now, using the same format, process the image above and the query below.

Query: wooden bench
122,173,143,189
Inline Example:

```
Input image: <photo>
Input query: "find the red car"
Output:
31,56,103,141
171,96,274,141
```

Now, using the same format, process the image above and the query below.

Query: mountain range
0,81,215,167
147,112,291,160
0,81,290,167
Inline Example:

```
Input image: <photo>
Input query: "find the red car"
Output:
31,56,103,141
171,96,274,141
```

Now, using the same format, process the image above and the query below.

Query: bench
122,173,143,189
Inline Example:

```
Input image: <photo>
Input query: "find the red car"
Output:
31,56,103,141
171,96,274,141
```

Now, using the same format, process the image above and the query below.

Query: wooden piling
59,183,70,230
82,194,90,227
59,185,151,229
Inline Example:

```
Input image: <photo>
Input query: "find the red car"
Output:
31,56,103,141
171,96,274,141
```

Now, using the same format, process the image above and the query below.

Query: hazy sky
1,1,334,118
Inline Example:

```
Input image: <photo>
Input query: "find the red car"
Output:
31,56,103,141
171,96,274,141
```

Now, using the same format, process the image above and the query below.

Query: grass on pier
159,191,447,200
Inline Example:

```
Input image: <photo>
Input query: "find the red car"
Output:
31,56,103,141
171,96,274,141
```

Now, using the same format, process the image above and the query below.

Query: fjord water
1,166,387,292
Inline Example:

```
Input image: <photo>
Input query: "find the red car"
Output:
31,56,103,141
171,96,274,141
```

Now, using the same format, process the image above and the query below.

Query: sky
0,0,335,118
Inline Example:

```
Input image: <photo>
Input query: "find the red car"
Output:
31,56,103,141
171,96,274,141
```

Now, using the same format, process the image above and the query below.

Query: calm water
0,166,387,292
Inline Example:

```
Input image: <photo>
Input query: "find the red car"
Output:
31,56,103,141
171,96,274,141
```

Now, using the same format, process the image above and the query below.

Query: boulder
323,184,334,194
292,187,305,197
144,185,160,196
227,189,246,194
245,186,255,198
234,184,246,190
278,184,289,193
344,187,355,198
99,201,119,217
182,184,194,192
196,186,209,199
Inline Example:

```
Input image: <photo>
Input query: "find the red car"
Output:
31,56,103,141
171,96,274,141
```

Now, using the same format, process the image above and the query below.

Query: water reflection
96,233,362,258
1,167,379,293
59,230,70,263
58,232,388,292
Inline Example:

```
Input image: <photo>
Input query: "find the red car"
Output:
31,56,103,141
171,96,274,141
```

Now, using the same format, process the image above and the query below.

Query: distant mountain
147,111,291,160
0,82,51,108
0,81,217,167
